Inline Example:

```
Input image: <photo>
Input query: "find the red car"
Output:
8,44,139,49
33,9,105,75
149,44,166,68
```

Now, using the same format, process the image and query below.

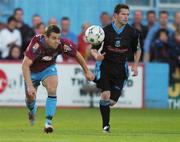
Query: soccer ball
85,25,105,45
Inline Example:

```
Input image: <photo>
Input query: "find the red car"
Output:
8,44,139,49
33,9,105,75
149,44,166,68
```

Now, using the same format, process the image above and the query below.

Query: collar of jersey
44,44,58,50
112,22,126,35
40,35,45,44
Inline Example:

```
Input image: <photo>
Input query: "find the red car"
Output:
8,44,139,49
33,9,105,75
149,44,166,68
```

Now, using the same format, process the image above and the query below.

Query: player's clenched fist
85,70,95,81
27,85,36,101
94,53,106,61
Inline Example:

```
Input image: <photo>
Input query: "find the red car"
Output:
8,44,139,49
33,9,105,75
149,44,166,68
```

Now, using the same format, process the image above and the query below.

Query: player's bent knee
46,87,57,95
101,91,110,100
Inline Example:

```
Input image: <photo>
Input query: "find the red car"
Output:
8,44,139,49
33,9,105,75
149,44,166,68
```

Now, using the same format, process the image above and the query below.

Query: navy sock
99,100,110,128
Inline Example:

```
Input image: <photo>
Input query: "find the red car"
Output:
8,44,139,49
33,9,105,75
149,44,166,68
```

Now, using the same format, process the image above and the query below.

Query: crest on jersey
64,45,72,52
32,43,39,53
115,40,121,47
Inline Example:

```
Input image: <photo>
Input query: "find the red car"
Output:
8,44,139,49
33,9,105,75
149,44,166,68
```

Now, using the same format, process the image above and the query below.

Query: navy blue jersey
92,23,140,64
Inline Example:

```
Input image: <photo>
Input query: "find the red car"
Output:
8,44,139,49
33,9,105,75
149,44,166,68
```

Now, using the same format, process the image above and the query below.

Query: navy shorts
94,60,128,102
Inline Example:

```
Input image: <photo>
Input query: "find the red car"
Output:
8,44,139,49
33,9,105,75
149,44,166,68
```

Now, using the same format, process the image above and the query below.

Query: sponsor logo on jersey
42,56,53,61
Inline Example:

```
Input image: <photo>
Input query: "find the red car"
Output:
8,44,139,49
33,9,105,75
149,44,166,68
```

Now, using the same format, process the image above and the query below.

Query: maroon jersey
25,35,77,72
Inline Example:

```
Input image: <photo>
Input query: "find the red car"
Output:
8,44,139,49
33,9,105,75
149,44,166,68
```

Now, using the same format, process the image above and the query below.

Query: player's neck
45,43,57,49
114,22,125,29
62,29,69,35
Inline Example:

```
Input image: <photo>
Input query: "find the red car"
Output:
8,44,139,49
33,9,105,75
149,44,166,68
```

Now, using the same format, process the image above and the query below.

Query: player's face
11,47,20,59
36,24,45,35
115,8,129,25
134,11,142,23
147,13,156,24
15,10,23,22
32,16,41,27
61,20,70,31
175,12,180,25
159,32,168,42
8,20,17,30
160,13,168,26
46,32,60,49
175,34,180,42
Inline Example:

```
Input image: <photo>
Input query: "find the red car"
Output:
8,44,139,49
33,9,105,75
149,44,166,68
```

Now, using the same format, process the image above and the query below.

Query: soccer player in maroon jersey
22,25,94,133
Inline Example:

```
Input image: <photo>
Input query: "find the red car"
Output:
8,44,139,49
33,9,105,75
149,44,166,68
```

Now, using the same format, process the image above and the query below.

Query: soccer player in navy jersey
22,25,94,133
91,4,141,133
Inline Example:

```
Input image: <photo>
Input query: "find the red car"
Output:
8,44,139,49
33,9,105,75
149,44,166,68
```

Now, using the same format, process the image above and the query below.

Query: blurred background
0,0,179,109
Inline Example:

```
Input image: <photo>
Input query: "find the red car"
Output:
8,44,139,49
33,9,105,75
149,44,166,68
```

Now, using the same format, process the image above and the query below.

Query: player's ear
114,13,118,19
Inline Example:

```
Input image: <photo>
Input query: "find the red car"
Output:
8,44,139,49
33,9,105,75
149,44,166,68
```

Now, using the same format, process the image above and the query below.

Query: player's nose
56,39,60,44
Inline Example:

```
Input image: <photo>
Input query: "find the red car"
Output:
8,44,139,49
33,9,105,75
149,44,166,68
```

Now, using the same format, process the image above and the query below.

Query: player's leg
94,60,111,132
110,76,126,107
99,90,111,133
42,75,58,133
25,82,39,125
107,78,126,130
97,76,111,132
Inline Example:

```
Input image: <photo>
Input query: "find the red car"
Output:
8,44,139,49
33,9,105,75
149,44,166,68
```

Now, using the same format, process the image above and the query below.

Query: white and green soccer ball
85,25,105,45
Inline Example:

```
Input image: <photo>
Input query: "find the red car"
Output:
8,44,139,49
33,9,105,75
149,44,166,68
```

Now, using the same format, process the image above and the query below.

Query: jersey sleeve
24,35,40,61
61,39,77,57
132,29,141,53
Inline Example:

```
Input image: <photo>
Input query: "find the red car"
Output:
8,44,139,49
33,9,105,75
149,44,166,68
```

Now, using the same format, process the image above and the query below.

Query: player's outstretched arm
75,51,94,81
22,56,36,99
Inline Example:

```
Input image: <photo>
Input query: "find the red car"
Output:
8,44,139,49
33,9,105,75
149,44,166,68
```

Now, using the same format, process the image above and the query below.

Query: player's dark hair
14,7,23,14
36,22,45,29
147,10,155,16
160,11,168,16
7,16,17,23
45,24,61,37
114,4,129,14
100,11,110,17
157,29,169,37
33,14,40,18
61,17,70,21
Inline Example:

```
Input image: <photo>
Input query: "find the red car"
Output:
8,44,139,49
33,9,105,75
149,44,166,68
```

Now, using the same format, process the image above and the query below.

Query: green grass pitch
0,107,180,142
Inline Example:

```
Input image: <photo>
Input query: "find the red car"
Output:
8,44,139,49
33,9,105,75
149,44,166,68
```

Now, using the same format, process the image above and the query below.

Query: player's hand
27,85,36,100
131,64,138,76
85,70,95,81
95,52,106,61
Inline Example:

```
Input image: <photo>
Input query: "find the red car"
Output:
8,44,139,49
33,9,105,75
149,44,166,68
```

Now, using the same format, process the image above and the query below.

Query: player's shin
99,100,110,128
25,98,37,125
45,94,57,125
25,99,37,116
